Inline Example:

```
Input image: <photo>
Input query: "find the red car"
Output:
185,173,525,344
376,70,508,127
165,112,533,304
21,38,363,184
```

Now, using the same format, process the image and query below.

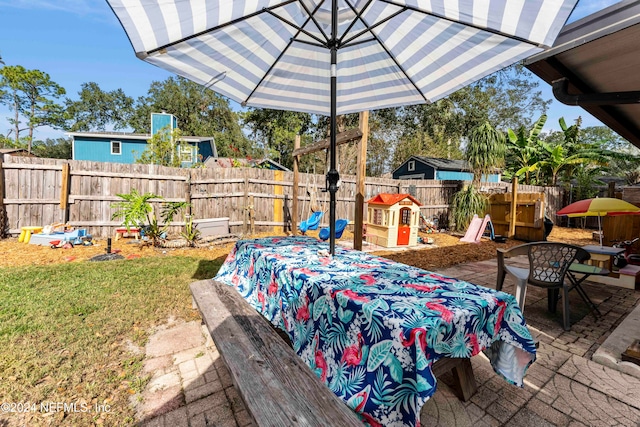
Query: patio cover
525,0,640,148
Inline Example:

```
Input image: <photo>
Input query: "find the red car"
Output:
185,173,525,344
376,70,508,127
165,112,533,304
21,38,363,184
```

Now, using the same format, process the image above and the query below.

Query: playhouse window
400,208,411,225
373,209,383,225
111,141,121,155
408,160,415,171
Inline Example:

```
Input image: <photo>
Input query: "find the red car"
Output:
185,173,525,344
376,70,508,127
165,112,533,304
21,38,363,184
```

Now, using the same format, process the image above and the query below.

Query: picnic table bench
190,279,364,426
191,279,479,427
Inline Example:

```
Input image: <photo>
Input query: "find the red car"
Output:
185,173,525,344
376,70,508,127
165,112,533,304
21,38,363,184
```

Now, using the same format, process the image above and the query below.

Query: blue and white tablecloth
215,236,536,427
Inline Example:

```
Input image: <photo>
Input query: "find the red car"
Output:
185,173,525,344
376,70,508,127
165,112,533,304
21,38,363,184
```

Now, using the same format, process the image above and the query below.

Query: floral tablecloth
214,236,536,427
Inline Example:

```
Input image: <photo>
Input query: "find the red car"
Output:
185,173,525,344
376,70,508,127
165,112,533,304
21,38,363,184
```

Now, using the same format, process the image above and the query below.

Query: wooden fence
488,192,547,241
0,155,564,239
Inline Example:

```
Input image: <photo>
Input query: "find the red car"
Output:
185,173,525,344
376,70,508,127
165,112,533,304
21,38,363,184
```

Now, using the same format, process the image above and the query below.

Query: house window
179,144,194,163
111,141,121,155
408,160,415,172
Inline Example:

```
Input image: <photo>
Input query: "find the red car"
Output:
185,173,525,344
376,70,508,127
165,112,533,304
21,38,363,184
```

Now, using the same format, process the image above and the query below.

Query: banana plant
506,114,547,184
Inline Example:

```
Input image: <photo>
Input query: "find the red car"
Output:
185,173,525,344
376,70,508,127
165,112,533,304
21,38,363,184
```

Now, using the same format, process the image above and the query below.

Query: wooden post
509,177,518,238
60,163,71,223
243,170,249,234
273,171,284,232
354,111,369,250
608,181,616,198
185,170,192,216
0,155,6,238
249,195,255,235
292,135,300,235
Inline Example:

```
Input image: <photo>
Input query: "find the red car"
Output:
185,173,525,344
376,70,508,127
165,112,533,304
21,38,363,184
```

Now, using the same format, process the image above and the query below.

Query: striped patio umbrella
105,0,579,254
557,197,640,246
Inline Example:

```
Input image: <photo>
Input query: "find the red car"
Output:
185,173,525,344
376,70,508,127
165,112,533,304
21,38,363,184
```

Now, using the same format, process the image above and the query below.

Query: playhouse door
397,208,411,245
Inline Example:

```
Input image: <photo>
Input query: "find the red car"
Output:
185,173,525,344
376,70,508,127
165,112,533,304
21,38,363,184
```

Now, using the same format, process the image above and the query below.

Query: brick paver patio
140,256,640,427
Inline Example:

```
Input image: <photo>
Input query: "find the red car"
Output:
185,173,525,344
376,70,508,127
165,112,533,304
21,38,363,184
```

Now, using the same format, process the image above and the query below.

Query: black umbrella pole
328,8,338,256
328,167,338,255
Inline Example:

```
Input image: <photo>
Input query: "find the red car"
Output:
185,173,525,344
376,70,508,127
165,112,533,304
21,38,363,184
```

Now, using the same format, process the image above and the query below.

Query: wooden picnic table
213,236,537,427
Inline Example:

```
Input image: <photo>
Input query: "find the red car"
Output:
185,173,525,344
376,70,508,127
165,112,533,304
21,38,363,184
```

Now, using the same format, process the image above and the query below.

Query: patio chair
496,242,590,331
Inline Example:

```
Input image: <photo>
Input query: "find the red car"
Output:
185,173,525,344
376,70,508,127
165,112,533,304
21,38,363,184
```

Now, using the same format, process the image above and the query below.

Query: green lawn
0,256,222,426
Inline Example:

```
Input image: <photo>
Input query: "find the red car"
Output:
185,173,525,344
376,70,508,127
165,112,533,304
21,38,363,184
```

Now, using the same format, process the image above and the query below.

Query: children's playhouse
365,193,421,248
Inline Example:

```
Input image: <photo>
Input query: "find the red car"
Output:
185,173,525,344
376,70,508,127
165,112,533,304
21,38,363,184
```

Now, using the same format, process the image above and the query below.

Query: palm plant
450,121,502,231
110,189,156,231
450,185,488,232
111,189,190,246
466,121,505,185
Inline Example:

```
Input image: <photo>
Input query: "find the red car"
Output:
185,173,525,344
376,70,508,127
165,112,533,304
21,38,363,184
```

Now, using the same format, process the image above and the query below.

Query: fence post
0,155,6,238
274,170,284,232
185,170,192,216
60,163,71,224
243,169,249,234
354,111,369,250
509,177,518,237
292,135,300,235
249,195,255,235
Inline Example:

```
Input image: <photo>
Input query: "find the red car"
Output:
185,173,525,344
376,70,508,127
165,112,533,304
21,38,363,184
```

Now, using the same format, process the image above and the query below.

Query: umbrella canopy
106,0,579,254
557,198,640,217
556,197,640,246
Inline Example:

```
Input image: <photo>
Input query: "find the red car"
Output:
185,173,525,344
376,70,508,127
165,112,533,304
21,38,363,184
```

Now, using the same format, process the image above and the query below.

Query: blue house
392,156,501,182
69,113,217,167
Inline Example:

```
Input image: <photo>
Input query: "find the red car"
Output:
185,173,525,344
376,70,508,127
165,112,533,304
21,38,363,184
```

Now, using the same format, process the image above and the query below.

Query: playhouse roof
367,193,422,207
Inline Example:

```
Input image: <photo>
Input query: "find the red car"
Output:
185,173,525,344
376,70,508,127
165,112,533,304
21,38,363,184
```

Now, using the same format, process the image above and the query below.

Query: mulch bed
1,226,595,270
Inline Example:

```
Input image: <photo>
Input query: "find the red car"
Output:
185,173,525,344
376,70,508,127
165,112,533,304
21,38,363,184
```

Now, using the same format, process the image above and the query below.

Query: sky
0,0,625,141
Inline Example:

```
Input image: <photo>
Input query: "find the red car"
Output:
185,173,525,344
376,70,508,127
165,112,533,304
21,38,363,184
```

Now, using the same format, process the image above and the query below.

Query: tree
366,109,397,177
129,76,253,158
580,126,640,179
574,165,605,200
32,137,72,159
136,126,184,167
242,108,313,169
65,82,134,132
390,98,465,171
388,64,549,169
0,65,24,146
451,64,551,131
0,65,66,154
